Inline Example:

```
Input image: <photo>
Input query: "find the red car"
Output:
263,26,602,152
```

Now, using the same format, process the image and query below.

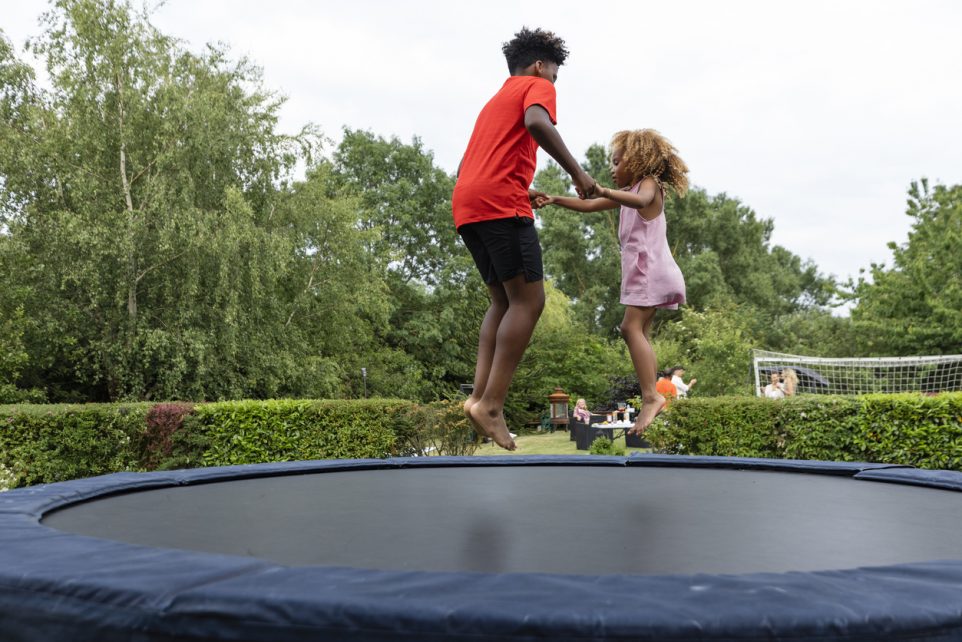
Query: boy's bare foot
629,393,666,435
463,396,486,438
469,401,517,451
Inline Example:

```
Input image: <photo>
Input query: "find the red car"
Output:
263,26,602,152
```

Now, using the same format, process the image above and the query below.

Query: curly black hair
501,27,569,72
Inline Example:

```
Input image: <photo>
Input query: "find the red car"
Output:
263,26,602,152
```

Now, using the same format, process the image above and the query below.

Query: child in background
573,398,591,423
655,371,678,409
535,129,689,434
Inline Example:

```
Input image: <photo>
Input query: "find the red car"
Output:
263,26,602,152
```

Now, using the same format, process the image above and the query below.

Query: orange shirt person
655,371,678,408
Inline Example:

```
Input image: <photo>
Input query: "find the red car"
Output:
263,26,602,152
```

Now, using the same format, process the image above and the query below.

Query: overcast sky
4,0,962,293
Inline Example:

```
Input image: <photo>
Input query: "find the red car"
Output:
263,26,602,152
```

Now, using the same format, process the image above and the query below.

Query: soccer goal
752,350,962,396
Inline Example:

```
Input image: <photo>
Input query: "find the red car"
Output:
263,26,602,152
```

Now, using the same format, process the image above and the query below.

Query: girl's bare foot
469,401,517,451
629,393,666,435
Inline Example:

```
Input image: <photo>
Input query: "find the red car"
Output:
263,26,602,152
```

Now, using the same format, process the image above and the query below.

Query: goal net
752,350,962,396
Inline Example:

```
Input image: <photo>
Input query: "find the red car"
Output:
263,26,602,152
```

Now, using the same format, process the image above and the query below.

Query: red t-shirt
452,76,557,229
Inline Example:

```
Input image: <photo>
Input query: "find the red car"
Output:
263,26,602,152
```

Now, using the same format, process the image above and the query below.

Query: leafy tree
850,179,962,356
0,0,386,401
656,303,759,397
331,129,460,287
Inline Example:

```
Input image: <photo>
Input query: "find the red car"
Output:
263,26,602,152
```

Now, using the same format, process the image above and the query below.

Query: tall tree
331,129,460,287
850,179,962,356
0,0,386,401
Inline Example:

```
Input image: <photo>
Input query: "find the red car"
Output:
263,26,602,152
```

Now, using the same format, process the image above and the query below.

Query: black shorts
458,215,544,285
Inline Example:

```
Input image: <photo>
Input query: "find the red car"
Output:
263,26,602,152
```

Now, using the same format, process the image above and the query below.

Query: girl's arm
539,178,662,216
595,178,660,212
542,194,619,213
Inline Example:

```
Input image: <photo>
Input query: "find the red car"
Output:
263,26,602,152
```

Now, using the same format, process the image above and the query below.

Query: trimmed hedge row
1,399,477,489
646,393,962,471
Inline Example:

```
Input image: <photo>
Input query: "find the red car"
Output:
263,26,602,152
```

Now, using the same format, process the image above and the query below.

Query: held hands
573,172,598,199
528,188,547,208
532,194,553,209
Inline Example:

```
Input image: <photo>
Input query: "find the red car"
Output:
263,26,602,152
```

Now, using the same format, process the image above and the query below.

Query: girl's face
610,148,632,188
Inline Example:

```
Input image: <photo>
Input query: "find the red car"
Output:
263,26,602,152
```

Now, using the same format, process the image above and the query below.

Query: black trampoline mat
42,466,962,575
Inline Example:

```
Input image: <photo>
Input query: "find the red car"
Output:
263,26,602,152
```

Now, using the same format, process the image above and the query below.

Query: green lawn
473,429,652,456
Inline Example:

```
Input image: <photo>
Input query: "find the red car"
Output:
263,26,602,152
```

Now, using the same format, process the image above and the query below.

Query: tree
0,0,387,401
331,129,460,288
850,179,962,356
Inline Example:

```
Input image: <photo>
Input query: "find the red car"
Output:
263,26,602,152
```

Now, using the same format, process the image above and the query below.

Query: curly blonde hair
610,129,689,196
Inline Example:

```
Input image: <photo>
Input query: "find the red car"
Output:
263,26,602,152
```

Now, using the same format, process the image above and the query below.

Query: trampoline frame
3,454,962,641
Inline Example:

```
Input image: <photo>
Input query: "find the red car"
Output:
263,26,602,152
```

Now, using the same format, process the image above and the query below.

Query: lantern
547,387,570,427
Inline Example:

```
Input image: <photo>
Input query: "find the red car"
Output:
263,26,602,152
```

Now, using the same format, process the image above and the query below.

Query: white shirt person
669,366,696,398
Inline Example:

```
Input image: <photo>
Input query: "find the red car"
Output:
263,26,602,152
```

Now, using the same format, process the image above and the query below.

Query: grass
473,429,652,456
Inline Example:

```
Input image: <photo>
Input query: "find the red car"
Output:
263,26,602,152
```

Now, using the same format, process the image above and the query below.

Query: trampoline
3,455,962,640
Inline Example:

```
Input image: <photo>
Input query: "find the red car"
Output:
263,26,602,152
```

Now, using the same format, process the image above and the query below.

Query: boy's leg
464,283,508,434
469,274,545,450
620,305,665,434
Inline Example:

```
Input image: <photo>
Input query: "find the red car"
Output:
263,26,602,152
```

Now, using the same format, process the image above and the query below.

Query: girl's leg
464,283,508,434
469,274,546,450
620,305,665,434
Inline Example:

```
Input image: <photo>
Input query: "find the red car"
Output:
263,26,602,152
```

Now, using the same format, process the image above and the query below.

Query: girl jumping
537,129,689,433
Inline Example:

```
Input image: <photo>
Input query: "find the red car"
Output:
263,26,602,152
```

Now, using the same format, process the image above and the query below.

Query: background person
573,398,591,423
763,372,786,399
655,370,678,408
669,365,696,398
781,368,798,396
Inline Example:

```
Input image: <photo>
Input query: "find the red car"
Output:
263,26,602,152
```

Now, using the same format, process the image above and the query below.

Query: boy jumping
453,27,595,450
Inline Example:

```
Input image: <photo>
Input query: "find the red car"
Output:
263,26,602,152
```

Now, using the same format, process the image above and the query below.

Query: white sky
3,0,962,289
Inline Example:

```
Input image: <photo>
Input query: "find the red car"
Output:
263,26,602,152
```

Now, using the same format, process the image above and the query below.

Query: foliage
656,304,758,396
1,398,449,486
331,129,460,288
589,435,626,456
138,402,194,469
189,399,406,466
0,402,149,487
646,393,962,471
394,399,479,457
849,179,962,356
0,1,382,402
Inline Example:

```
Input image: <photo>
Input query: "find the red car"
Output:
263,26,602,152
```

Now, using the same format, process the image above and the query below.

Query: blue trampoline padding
2,455,962,641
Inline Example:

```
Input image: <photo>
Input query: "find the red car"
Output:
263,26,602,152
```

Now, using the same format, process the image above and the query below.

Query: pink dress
618,182,686,309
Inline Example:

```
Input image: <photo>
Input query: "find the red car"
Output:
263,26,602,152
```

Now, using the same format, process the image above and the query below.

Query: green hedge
1,398,481,489
0,403,151,487
646,393,962,471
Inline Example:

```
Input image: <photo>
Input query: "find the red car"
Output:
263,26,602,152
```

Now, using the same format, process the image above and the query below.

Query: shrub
138,402,195,469
589,436,626,456
0,403,150,487
394,399,479,457
191,399,410,466
646,393,962,470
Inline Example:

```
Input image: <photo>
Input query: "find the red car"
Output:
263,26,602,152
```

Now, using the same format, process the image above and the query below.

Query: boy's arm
524,105,595,198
